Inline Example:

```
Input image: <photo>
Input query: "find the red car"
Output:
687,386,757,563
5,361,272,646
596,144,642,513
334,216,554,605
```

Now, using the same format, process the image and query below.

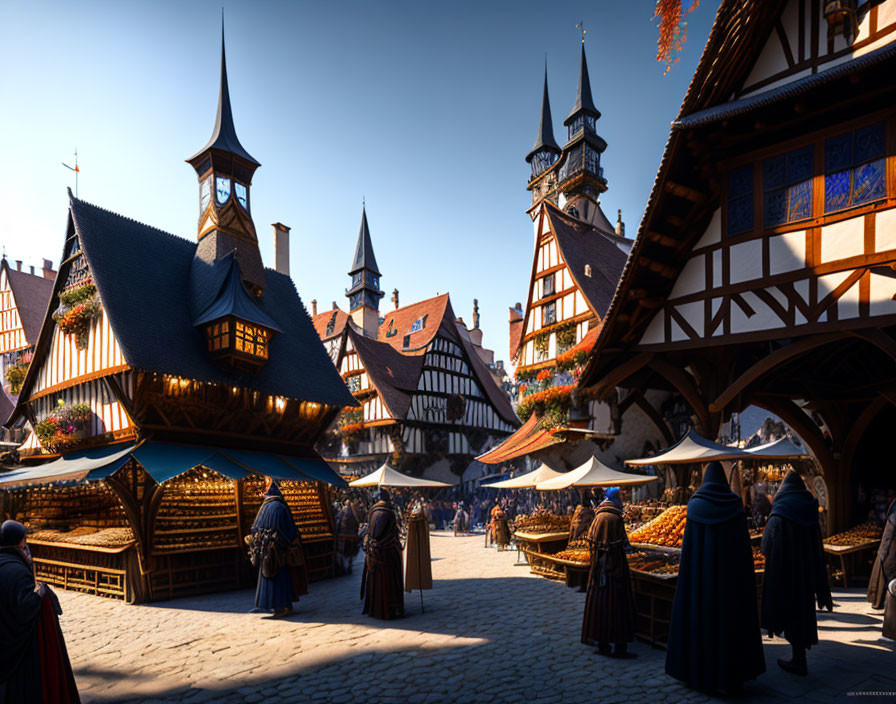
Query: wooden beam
648,357,711,435
633,394,675,446
640,257,677,278
709,333,844,413
848,328,896,365
645,231,679,247
585,352,655,400
664,180,707,203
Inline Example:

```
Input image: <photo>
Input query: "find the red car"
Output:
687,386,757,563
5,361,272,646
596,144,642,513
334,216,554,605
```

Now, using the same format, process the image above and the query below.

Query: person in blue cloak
760,470,832,675
665,461,765,694
249,478,308,618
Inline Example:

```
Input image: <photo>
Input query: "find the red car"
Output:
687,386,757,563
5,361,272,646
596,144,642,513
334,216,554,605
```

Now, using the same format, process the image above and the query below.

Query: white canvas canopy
536,456,659,490
743,437,809,460
348,464,452,488
483,463,564,489
626,428,751,466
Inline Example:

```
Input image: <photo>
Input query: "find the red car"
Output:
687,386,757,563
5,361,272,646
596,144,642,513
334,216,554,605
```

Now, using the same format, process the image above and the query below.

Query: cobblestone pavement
56,532,894,703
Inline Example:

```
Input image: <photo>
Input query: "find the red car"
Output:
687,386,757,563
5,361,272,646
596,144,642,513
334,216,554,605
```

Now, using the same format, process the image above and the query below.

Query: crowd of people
3,468,894,701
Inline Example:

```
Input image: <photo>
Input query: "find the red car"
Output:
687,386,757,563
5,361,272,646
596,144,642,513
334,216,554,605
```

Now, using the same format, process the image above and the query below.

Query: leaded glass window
543,301,556,326
762,146,813,226
727,165,754,235
542,273,555,298
825,122,886,213
346,375,361,393
585,146,600,175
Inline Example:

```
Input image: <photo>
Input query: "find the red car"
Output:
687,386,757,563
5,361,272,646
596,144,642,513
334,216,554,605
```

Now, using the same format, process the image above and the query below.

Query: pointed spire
188,18,259,166
349,205,381,277
526,63,561,163
565,43,600,126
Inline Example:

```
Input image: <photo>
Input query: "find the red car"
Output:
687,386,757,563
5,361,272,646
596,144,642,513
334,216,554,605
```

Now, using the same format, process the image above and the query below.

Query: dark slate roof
0,387,14,425
187,27,259,167
565,44,600,126
348,206,380,277
192,252,283,331
526,66,561,162
673,42,896,130
546,202,628,319
66,195,354,407
5,263,54,346
347,326,421,419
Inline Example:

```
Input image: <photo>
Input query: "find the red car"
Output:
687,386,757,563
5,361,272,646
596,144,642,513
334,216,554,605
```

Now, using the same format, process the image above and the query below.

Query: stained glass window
543,301,557,326
825,122,886,213
727,165,754,235
763,145,814,227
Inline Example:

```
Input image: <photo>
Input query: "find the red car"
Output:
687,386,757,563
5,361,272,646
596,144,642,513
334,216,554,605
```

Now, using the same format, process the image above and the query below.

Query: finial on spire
576,20,586,44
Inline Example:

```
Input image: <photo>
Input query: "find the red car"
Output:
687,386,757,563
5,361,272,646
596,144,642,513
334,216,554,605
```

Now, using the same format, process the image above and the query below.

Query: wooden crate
29,540,132,601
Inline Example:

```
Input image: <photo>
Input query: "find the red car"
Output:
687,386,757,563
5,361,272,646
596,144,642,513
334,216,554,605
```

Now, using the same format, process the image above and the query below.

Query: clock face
199,178,211,212
235,182,248,210
215,176,231,205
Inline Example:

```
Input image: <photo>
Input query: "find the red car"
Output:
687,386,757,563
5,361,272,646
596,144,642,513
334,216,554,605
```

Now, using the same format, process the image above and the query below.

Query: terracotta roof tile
312,307,349,341
378,293,450,352
5,264,54,347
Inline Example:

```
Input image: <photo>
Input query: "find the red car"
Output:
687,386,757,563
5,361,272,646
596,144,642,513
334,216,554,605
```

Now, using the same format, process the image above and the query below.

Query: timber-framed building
580,0,896,531
0,29,355,602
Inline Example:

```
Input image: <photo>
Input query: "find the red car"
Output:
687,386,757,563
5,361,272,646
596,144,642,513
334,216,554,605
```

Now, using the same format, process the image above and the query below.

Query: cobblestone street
57,533,894,703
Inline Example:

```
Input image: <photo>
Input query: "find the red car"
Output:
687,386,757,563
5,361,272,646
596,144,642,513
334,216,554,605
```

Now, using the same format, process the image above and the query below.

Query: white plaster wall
670,254,706,298
769,230,807,275
676,301,704,335
870,272,896,317
729,239,764,284
730,291,785,333
874,208,896,253
820,217,865,263
640,311,665,345
694,209,721,249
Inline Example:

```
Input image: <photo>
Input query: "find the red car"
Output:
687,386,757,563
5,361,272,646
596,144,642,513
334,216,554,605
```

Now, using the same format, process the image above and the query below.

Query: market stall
822,523,884,587
0,442,344,603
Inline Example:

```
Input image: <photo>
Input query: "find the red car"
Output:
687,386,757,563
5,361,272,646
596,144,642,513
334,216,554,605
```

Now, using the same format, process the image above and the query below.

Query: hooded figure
361,489,404,619
404,499,432,593
0,520,80,704
581,489,636,657
761,471,833,675
665,462,765,693
249,480,307,617
335,500,361,576
869,499,896,640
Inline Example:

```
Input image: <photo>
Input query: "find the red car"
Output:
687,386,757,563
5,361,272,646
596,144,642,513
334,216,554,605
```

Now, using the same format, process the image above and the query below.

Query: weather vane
576,20,586,44
62,148,80,198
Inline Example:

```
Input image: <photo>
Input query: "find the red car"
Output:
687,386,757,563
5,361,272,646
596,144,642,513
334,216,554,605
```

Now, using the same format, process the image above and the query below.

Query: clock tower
187,25,265,292
346,205,384,338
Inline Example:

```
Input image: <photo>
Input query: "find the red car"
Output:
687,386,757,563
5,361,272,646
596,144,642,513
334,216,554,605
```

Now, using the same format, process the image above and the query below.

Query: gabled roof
187,25,259,167
349,206,380,277
312,307,349,342
3,262,54,346
17,194,354,407
192,252,282,331
564,44,600,126
346,326,422,419
477,414,564,464
526,66,561,162
378,293,451,352
544,202,628,318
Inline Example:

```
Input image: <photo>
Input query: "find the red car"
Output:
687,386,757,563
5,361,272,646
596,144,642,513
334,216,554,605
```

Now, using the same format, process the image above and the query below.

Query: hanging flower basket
34,401,92,452
52,283,102,350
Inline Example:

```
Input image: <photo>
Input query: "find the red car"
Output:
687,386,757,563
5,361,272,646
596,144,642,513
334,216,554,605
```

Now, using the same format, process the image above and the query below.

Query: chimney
472,299,480,329
311,299,318,316
615,209,625,236
42,259,54,279
272,223,291,277
515,302,522,313
332,301,338,310
15,260,21,271
29,265,35,275
392,288,399,310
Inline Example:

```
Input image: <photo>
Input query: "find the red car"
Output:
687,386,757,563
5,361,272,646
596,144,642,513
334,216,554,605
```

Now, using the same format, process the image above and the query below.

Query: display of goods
153,469,239,553
553,547,590,564
824,522,883,546
30,527,134,548
623,502,669,527
280,481,333,540
758,466,786,482
513,513,571,535
629,505,688,547
16,483,128,532
628,550,680,576
752,546,766,570
661,486,693,505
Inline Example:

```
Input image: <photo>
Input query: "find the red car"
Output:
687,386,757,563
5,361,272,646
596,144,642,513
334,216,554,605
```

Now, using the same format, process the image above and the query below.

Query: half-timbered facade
0,28,354,602
581,0,896,531
313,211,519,482
479,47,672,470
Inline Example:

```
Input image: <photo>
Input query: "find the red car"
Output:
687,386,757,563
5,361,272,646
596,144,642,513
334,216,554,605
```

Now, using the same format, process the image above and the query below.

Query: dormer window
410,314,428,333
542,273,555,298
205,316,273,370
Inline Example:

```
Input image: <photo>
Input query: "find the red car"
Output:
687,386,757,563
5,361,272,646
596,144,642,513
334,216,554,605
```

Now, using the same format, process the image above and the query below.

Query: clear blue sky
0,0,719,364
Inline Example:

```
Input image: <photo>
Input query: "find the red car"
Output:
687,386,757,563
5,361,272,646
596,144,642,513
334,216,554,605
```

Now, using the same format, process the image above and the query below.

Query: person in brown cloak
490,504,511,551
404,498,432,593
760,470,833,675
581,488,636,658
335,500,361,576
868,498,896,640
665,461,765,694
361,490,404,619
569,502,596,544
